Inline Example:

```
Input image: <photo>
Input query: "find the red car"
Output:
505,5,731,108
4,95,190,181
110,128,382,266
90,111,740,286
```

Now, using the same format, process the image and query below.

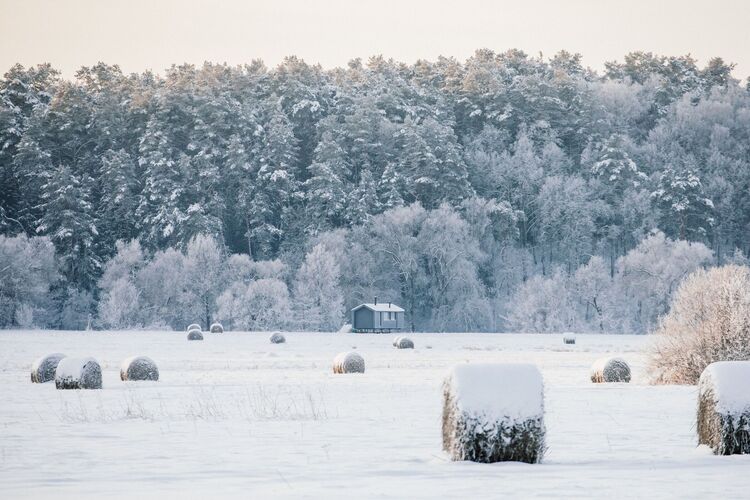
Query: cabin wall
353,308,374,329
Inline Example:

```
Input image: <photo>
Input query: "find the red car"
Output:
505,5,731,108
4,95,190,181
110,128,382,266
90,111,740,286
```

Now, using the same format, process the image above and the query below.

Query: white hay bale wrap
120,356,159,381
563,333,576,345
209,322,223,333
442,363,545,463
395,337,414,349
54,357,102,390
187,329,203,341
333,351,365,374
590,357,631,383
269,332,286,344
698,361,750,455
186,323,202,332
31,353,66,383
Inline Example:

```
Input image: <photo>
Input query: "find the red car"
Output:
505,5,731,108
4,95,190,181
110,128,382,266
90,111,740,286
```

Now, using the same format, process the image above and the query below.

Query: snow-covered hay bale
187,329,203,341
395,337,414,349
269,332,286,344
54,357,102,390
186,323,201,332
698,361,750,455
30,353,66,383
590,357,631,383
392,336,402,347
333,351,365,374
120,356,159,382
442,363,545,463
563,333,576,345
209,322,223,333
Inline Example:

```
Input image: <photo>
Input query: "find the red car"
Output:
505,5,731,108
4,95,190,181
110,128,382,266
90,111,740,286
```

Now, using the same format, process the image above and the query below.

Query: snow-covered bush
55,357,102,389
394,337,414,349
30,353,66,383
697,361,750,455
333,351,365,374
210,322,223,333
269,332,286,344
442,363,545,463
649,265,750,385
590,357,631,383
187,329,203,341
563,333,576,345
338,323,352,334
120,356,159,381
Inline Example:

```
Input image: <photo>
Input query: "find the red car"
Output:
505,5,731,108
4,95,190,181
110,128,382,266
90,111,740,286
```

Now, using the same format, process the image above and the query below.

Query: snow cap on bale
30,353,66,383
590,357,631,383
698,361,750,455
442,363,545,463
395,337,414,349
187,329,203,341
333,351,365,374
209,322,223,333
392,336,402,347
55,357,102,390
120,356,159,381
186,323,201,332
269,332,286,344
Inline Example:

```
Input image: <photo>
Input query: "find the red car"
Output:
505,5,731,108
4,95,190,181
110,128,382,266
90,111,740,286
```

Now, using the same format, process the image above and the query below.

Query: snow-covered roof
353,303,404,313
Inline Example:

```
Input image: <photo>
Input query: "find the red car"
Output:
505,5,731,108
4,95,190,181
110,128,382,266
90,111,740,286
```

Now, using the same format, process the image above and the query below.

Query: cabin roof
353,303,405,313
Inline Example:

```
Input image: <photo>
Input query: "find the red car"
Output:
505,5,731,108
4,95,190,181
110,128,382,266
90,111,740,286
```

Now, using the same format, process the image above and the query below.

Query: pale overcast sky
1,0,748,80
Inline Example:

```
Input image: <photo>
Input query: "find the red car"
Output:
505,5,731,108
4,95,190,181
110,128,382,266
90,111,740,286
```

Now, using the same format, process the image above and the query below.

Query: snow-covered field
1,331,747,499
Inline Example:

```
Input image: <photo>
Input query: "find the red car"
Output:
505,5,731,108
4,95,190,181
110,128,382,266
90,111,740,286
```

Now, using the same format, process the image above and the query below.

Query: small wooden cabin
351,299,405,333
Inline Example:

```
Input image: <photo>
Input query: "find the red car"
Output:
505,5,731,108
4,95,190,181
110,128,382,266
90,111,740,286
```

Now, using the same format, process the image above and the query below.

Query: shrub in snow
590,357,631,383
55,357,102,390
649,265,750,385
338,323,353,334
442,363,545,463
697,361,750,455
187,329,203,341
187,323,202,332
563,333,576,345
395,337,414,349
333,351,365,374
30,353,66,383
269,332,286,344
120,356,159,381
210,322,223,333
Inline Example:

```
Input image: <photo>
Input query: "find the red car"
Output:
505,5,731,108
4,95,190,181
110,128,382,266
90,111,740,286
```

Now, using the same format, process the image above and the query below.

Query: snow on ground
0,331,747,499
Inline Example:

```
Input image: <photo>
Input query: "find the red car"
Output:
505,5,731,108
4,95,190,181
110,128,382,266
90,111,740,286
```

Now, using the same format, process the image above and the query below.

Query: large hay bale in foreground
590,357,631,383
698,361,750,455
210,322,223,333
55,357,102,390
395,337,414,349
30,353,66,383
333,351,365,374
187,329,203,341
563,333,576,345
186,323,202,332
269,332,286,344
120,356,159,381
442,363,545,463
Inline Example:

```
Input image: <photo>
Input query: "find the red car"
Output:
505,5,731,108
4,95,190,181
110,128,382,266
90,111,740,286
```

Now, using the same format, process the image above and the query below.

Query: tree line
1,50,748,332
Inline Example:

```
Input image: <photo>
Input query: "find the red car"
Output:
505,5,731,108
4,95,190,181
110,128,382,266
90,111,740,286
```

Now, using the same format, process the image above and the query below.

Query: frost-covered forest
1,50,749,332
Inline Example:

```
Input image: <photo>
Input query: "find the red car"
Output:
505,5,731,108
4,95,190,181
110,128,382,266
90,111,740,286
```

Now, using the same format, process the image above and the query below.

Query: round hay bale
120,356,159,381
186,323,202,332
55,357,102,390
30,353,66,383
590,357,631,383
563,333,576,345
392,336,402,347
187,329,204,341
209,322,223,333
442,363,546,463
269,332,286,344
333,351,365,374
698,361,750,455
395,337,414,349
